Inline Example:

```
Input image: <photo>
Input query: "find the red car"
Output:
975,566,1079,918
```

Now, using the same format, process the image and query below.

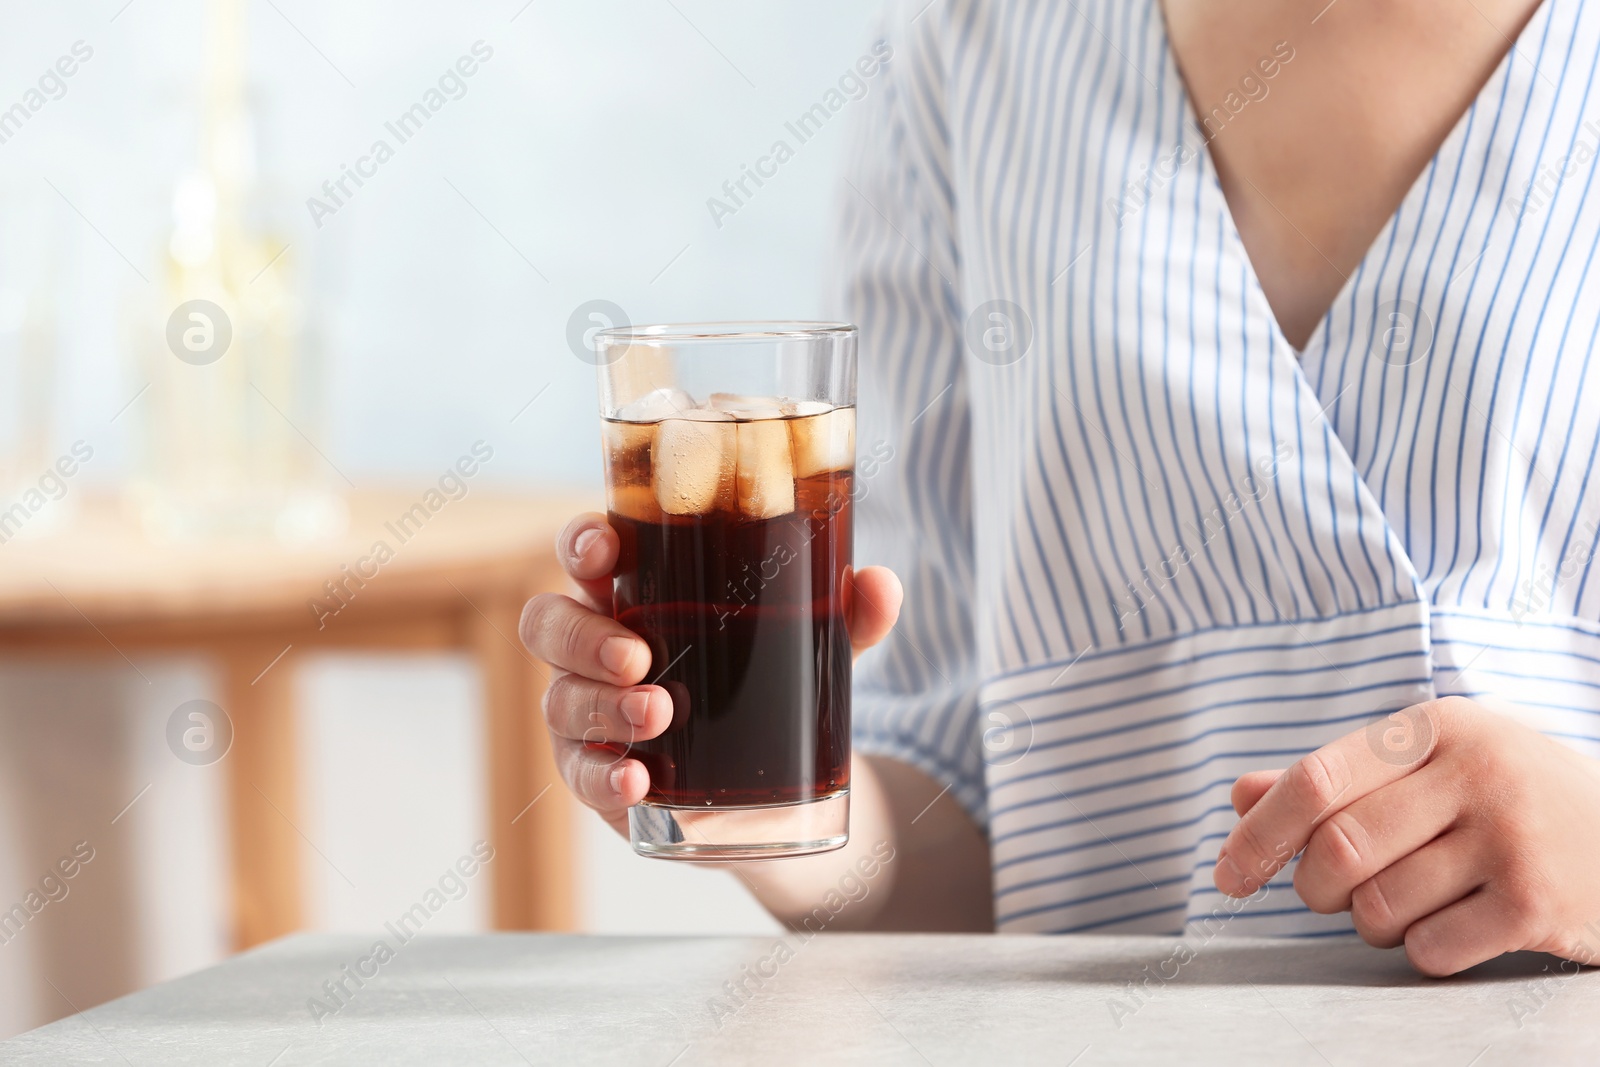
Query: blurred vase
131,0,344,545
0,189,81,542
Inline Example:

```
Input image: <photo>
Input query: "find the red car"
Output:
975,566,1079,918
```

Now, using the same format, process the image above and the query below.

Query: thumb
844,566,902,658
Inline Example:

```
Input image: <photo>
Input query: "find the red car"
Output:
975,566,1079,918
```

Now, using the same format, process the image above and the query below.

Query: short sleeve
827,4,986,824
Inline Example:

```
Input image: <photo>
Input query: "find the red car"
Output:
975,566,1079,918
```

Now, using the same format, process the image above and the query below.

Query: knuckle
1427,697,1472,747
1290,862,1323,911
554,737,584,785
1474,744,1522,792
523,593,564,656
578,685,608,739
520,594,550,652
555,742,609,807
1484,793,1533,842
1351,876,1402,944
1404,927,1456,977
573,753,618,807
1230,817,1278,885
1314,812,1371,884
540,674,566,727
553,601,593,665
1499,876,1552,936
542,675,602,737
1291,854,1339,914
1292,749,1351,819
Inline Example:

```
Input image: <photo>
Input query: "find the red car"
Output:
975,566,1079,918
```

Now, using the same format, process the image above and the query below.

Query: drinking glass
592,322,856,859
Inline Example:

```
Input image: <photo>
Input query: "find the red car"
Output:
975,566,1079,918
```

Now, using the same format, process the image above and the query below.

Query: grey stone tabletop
2,933,1594,1065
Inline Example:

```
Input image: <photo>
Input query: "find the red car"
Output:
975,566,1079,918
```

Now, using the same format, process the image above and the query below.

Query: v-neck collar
1151,0,1559,359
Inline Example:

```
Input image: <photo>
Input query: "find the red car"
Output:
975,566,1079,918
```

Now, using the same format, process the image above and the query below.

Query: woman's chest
941,0,1600,645
945,0,1551,349
1161,0,1546,348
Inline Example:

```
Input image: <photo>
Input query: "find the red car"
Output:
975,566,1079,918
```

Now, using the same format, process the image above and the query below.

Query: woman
523,0,1600,974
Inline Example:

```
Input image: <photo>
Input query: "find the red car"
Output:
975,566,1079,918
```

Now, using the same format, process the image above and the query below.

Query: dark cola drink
601,398,854,810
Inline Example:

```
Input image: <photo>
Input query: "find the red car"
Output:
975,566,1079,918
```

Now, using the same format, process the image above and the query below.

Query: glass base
630,790,849,861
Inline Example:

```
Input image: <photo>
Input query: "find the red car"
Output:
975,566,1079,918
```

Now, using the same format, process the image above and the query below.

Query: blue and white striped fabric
834,0,1600,936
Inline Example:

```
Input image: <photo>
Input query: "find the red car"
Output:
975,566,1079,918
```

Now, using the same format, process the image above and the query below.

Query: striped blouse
835,0,1600,936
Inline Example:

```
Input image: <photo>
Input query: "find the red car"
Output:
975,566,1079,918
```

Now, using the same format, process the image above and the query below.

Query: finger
1350,831,1485,949
845,565,902,656
1294,765,1460,913
1215,704,1443,896
542,671,674,743
1404,886,1536,977
1231,770,1283,815
520,592,651,685
552,735,651,820
556,513,620,614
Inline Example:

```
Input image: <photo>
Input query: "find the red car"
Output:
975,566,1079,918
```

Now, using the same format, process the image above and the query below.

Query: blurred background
0,0,884,1037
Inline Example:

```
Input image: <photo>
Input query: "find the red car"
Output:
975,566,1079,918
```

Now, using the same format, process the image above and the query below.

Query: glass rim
592,320,856,347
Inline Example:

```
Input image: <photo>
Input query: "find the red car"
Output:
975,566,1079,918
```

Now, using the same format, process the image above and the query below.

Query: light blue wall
0,0,886,489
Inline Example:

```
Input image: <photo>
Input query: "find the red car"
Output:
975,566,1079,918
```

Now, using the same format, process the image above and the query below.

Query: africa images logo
166,700,233,766
166,299,232,365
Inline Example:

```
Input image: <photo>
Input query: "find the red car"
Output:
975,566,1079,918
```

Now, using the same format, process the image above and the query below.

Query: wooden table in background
0,490,596,948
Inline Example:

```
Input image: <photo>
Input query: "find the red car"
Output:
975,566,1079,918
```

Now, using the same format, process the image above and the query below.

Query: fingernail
609,764,629,796
619,690,651,728
572,528,602,563
1216,852,1247,896
599,636,636,677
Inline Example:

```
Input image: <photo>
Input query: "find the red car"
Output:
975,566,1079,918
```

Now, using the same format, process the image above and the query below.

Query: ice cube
617,386,695,424
708,392,769,411
653,412,735,515
736,419,796,519
608,484,659,523
736,406,787,421
781,399,831,418
709,393,786,421
789,406,855,478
